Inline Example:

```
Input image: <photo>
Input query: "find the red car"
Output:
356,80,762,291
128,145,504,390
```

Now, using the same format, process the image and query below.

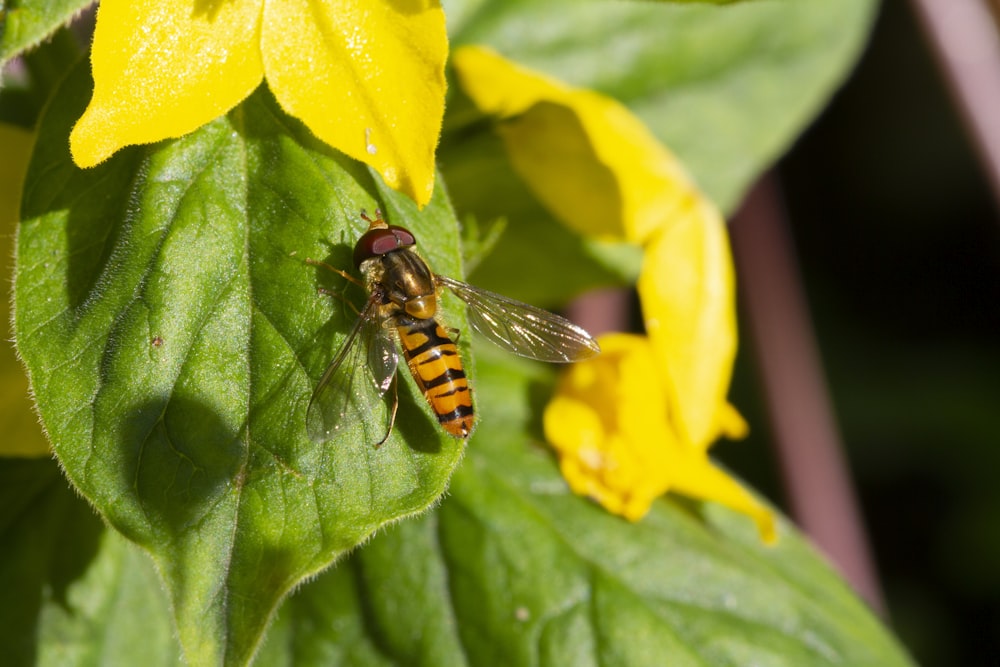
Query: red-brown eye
388,226,416,247
353,226,418,267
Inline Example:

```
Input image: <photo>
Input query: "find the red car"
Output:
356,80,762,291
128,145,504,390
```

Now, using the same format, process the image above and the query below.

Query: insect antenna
360,208,388,230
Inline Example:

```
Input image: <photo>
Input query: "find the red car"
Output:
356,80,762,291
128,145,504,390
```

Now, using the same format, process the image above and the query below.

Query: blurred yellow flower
545,335,776,543
70,0,447,207
0,123,50,457
451,45,692,244
455,45,773,542
639,197,739,451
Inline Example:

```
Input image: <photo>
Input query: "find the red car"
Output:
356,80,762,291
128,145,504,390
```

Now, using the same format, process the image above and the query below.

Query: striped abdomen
397,318,474,438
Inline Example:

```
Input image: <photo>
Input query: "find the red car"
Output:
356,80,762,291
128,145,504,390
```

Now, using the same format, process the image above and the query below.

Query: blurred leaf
0,457,181,666
441,127,641,304
457,213,507,276
444,0,876,212
265,349,914,666
0,28,83,128
14,60,468,666
0,0,92,63
440,0,873,303
2,354,915,665
654,0,748,4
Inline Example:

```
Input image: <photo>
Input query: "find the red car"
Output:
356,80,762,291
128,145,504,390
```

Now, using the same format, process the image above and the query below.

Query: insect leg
317,287,362,316
374,375,399,449
305,257,366,288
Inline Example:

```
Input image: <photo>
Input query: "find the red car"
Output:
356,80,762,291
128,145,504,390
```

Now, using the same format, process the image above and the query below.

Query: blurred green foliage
719,3,1000,665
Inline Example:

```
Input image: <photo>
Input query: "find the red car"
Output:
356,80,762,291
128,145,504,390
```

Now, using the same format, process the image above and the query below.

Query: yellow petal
1,124,50,456
262,0,447,208
544,334,680,522
544,333,774,542
71,0,264,167
670,455,778,545
637,199,738,450
718,401,749,440
452,45,694,242
451,45,565,118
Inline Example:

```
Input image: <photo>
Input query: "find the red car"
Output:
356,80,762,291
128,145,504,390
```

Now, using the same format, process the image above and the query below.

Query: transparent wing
307,299,399,445
437,275,600,363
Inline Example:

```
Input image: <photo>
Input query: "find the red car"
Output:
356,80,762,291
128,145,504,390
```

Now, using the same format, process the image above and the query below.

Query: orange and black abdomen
398,318,474,438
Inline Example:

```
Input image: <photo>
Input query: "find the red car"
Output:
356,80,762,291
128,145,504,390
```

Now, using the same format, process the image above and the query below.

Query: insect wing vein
437,275,600,363
368,320,398,394
307,301,397,444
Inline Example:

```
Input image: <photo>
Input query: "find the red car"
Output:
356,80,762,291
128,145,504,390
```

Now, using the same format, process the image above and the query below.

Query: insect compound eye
353,225,418,268
354,229,397,267
388,225,416,248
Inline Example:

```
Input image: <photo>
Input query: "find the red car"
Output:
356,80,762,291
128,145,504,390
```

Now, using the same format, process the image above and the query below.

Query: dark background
720,2,1000,665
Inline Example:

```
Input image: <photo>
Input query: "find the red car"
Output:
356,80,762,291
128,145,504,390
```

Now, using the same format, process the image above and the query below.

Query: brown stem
730,174,887,614
910,0,1000,212
564,288,631,337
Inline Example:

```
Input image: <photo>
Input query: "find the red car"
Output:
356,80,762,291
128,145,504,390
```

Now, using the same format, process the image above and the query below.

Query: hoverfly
306,211,600,446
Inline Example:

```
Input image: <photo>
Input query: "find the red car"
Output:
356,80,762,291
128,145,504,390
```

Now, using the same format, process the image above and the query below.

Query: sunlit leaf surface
14,61,467,666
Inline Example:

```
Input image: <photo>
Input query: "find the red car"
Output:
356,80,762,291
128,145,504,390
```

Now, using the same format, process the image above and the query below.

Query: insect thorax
364,248,438,321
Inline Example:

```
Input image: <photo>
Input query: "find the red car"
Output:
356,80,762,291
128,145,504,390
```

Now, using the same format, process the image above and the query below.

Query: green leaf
270,349,914,666
652,0,755,4
0,27,83,128
0,457,182,666
0,0,93,64
15,60,468,666
443,0,877,212
4,352,914,666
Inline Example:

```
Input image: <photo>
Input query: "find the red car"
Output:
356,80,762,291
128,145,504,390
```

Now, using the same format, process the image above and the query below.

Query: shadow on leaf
0,458,105,666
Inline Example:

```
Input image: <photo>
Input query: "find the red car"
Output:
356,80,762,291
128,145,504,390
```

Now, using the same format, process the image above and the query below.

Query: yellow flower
545,334,776,543
451,47,740,444
451,45,692,244
70,0,447,207
638,197,739,450
454,46,773,542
